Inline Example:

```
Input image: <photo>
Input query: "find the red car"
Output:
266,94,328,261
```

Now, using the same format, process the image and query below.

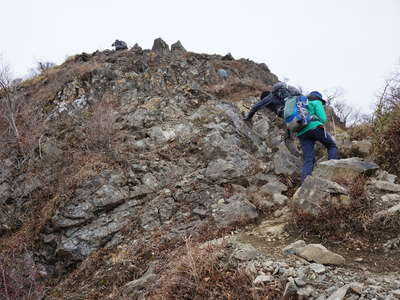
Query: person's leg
313,127,337,160
284,129,301,157
299,131,316,183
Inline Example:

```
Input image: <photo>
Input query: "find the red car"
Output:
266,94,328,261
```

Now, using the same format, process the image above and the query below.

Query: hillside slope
0,39,399,299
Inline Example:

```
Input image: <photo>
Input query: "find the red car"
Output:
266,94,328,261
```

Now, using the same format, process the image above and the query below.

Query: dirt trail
236,216,400,276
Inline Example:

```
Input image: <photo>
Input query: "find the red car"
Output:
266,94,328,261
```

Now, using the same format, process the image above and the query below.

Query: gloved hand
243,114,252,122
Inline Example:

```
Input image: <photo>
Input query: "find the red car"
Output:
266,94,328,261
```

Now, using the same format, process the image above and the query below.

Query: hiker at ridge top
243,82,300,121
297,91,337,183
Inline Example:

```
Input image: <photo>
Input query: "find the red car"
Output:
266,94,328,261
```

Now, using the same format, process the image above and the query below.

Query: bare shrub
82,97,117,154
371,67,400,177
0,61,46,165
154,238,283,299
347,122,374,141
29,61,56,77
208,77,269,102
0,250,45,300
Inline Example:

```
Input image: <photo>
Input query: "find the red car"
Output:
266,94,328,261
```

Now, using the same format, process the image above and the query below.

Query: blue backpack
283,95,312,133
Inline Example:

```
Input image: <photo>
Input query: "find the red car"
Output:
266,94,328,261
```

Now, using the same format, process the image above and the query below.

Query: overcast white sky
1,0,399,113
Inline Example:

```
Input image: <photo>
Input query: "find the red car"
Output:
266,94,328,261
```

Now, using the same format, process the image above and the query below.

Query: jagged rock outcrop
171,40,186,53
0,42,282,273
1,39,399,299
152,37,170,55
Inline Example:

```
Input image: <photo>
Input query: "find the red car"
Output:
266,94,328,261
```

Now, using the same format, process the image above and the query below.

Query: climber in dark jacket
244,82,300,121
244,83,303,158
297,91,337,183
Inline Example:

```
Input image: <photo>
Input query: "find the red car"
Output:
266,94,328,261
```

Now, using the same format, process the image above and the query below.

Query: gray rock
232,243,260,261
212,194,258,227
148,126,176,144
381,194,400,203
273,144,302,176
260,181,288,194
373,180,400,192
272,193,288,205
124,262,157,296
57,201,136,259
204,157,249,183
384,236,400,250
351,140,372,156
298,285,317,298
376,170,398,183
140,197,175,231
132,43,143,54
283,240,345,265
292,176,348,215
313,157,379,182
391,289,400,298
391,280,400,289
349,283,363,294
171,40,186,53
0,182,11,205
310,263,326,274
254,274,273,284
13,175,42,198
45,172,137,260
152,37,170,55
294,278,306,287
327,284,350,300
41,141,63,157
282,278,298,298
193,208,207,217
373,203,400,221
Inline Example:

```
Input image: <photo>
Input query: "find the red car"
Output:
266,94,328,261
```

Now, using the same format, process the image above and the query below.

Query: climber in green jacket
297,91,337,183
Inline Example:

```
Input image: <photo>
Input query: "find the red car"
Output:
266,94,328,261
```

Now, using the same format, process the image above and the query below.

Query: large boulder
313,157,379,182
283,240,345,265
351,140,372,156
292,176,348,215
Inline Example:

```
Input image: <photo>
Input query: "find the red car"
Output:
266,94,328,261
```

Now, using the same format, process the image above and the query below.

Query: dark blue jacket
247,93,286,118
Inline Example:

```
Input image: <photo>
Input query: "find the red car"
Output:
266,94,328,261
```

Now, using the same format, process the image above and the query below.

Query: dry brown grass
152,237,283,300
207,78,269,102
0,249,45,300
0,86,46,166
44,220,261,299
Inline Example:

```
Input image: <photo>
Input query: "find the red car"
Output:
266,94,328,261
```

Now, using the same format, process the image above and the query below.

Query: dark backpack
283,95,312,133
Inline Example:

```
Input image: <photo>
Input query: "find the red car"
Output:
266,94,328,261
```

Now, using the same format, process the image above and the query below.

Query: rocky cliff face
0,39,399,299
